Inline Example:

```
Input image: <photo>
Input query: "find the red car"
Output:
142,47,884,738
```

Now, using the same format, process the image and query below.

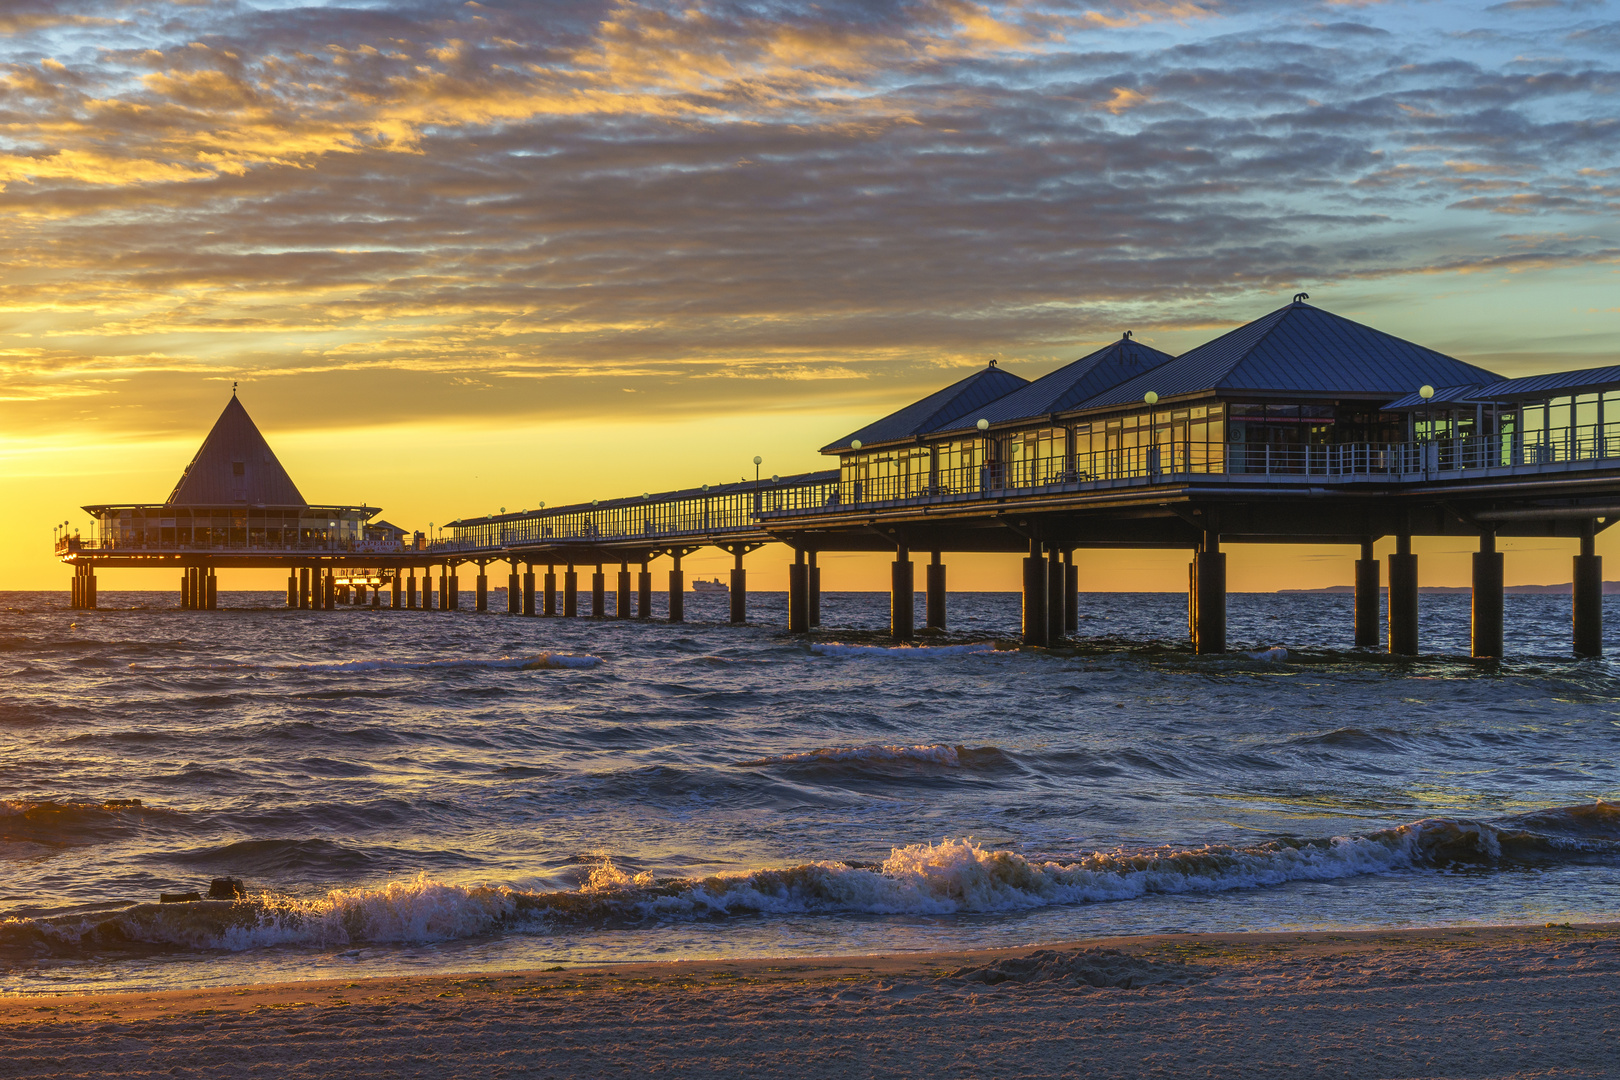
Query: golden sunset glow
4,0,1618,591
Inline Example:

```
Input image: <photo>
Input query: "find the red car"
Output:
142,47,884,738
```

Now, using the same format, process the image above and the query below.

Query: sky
2,0,1618,593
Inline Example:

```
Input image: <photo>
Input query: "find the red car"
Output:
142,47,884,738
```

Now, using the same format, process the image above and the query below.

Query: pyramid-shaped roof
821,362,1029,453
960,335,1177,430
1078,300,1502,410
165,395,307,507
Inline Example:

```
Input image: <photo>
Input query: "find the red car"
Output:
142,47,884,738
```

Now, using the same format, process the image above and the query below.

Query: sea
3,588,1619,995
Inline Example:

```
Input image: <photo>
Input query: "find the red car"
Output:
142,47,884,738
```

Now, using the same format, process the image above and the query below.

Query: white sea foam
809,642,995,658
11,808,1614,957
739,744,963,768
1247,647,1288,662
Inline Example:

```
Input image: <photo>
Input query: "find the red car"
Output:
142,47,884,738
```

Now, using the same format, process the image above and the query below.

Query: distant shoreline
1281,582,1620,595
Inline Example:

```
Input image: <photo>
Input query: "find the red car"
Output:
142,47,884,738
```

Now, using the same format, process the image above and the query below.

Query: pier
57,298,1620,658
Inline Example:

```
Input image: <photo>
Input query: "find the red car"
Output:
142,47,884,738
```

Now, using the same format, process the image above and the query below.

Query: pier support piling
508,565,520,614
206,569,217,611
809,551,821,627
1064,550,1078,635
669,552,684,623
617,563,632,619
564,566,578,617
788,549,809,634
926,551,946,631
638,562,651,619
407,571,417,610
299,567,311,610
1192,530,1226,655
592,565,606,617
439,567,449,612
544,566,557,616
1354,537,1380,648
476,567,489,612
286,574,297,608
1389,535,1419,656
1574,524,1602,658
324,569,336,611
729,549,746,624
1472,531,1504,659
1021,539,1048,647
523,567,536,616
1046,545,1065,644
891,545,914,641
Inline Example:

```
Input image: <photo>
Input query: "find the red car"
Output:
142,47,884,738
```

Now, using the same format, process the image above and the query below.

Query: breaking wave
5,802,1615,965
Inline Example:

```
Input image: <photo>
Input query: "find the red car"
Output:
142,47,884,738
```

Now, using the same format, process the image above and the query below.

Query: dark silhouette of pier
59,298,1620,659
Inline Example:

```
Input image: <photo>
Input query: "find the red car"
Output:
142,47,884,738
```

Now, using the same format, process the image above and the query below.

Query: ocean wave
809,643,995,658
4,803,1615,963
0,799,169,853
288,652,603,672
128,653,603,674
738,744,965,768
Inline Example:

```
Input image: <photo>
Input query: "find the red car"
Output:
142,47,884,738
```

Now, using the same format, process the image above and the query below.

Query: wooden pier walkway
57,299,1620,658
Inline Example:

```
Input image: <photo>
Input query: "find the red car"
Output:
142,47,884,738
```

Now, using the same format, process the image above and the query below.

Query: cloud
0,0,1616,436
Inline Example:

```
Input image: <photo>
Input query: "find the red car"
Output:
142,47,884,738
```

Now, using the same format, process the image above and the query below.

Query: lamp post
1144,392,1159,475
1419,385,1435,475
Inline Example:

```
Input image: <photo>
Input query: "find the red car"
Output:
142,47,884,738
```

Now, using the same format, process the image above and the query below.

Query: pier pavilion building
60,297,1620,659
62,393,433,611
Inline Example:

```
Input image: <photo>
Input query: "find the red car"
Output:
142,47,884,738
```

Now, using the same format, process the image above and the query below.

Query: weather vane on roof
232,380,238,396
1294,293,1310,304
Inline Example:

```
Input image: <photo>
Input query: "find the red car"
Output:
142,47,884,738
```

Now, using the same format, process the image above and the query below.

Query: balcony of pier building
61,504,418,558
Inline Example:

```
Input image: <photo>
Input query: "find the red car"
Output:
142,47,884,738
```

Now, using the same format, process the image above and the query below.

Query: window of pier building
100,507,367,551
1066,403,1226,478
840,444,952,501
1490,391,1620,463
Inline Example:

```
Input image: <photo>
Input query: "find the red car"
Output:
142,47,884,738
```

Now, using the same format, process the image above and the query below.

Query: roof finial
988,358,998,368
232,380,238,396
1293,292,1310,305
1122,330,1133,340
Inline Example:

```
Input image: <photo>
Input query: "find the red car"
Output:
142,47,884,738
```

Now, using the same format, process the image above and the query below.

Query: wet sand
3,923,1618,1079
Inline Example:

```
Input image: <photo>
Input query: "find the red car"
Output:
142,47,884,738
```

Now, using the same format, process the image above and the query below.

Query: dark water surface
3,589,1619,994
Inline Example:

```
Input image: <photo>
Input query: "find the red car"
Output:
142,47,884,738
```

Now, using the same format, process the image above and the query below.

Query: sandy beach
3,923,1617,1079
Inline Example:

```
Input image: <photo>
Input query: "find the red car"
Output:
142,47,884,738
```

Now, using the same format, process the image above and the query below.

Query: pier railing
418,424,1620,554
55,536,419,556
441,472,841,552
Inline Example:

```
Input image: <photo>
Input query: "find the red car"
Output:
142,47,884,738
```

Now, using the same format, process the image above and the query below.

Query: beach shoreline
5,922,1618,1078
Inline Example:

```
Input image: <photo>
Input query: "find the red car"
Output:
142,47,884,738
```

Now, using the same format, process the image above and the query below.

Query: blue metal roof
946,336,1177,432
821,363,1029,453
1479,364,1620,400
1383,385,1489,410
1384,364,1620,409
1079,301,1502,410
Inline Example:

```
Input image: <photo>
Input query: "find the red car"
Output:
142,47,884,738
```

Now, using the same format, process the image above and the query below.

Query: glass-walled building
822,300,1506,501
